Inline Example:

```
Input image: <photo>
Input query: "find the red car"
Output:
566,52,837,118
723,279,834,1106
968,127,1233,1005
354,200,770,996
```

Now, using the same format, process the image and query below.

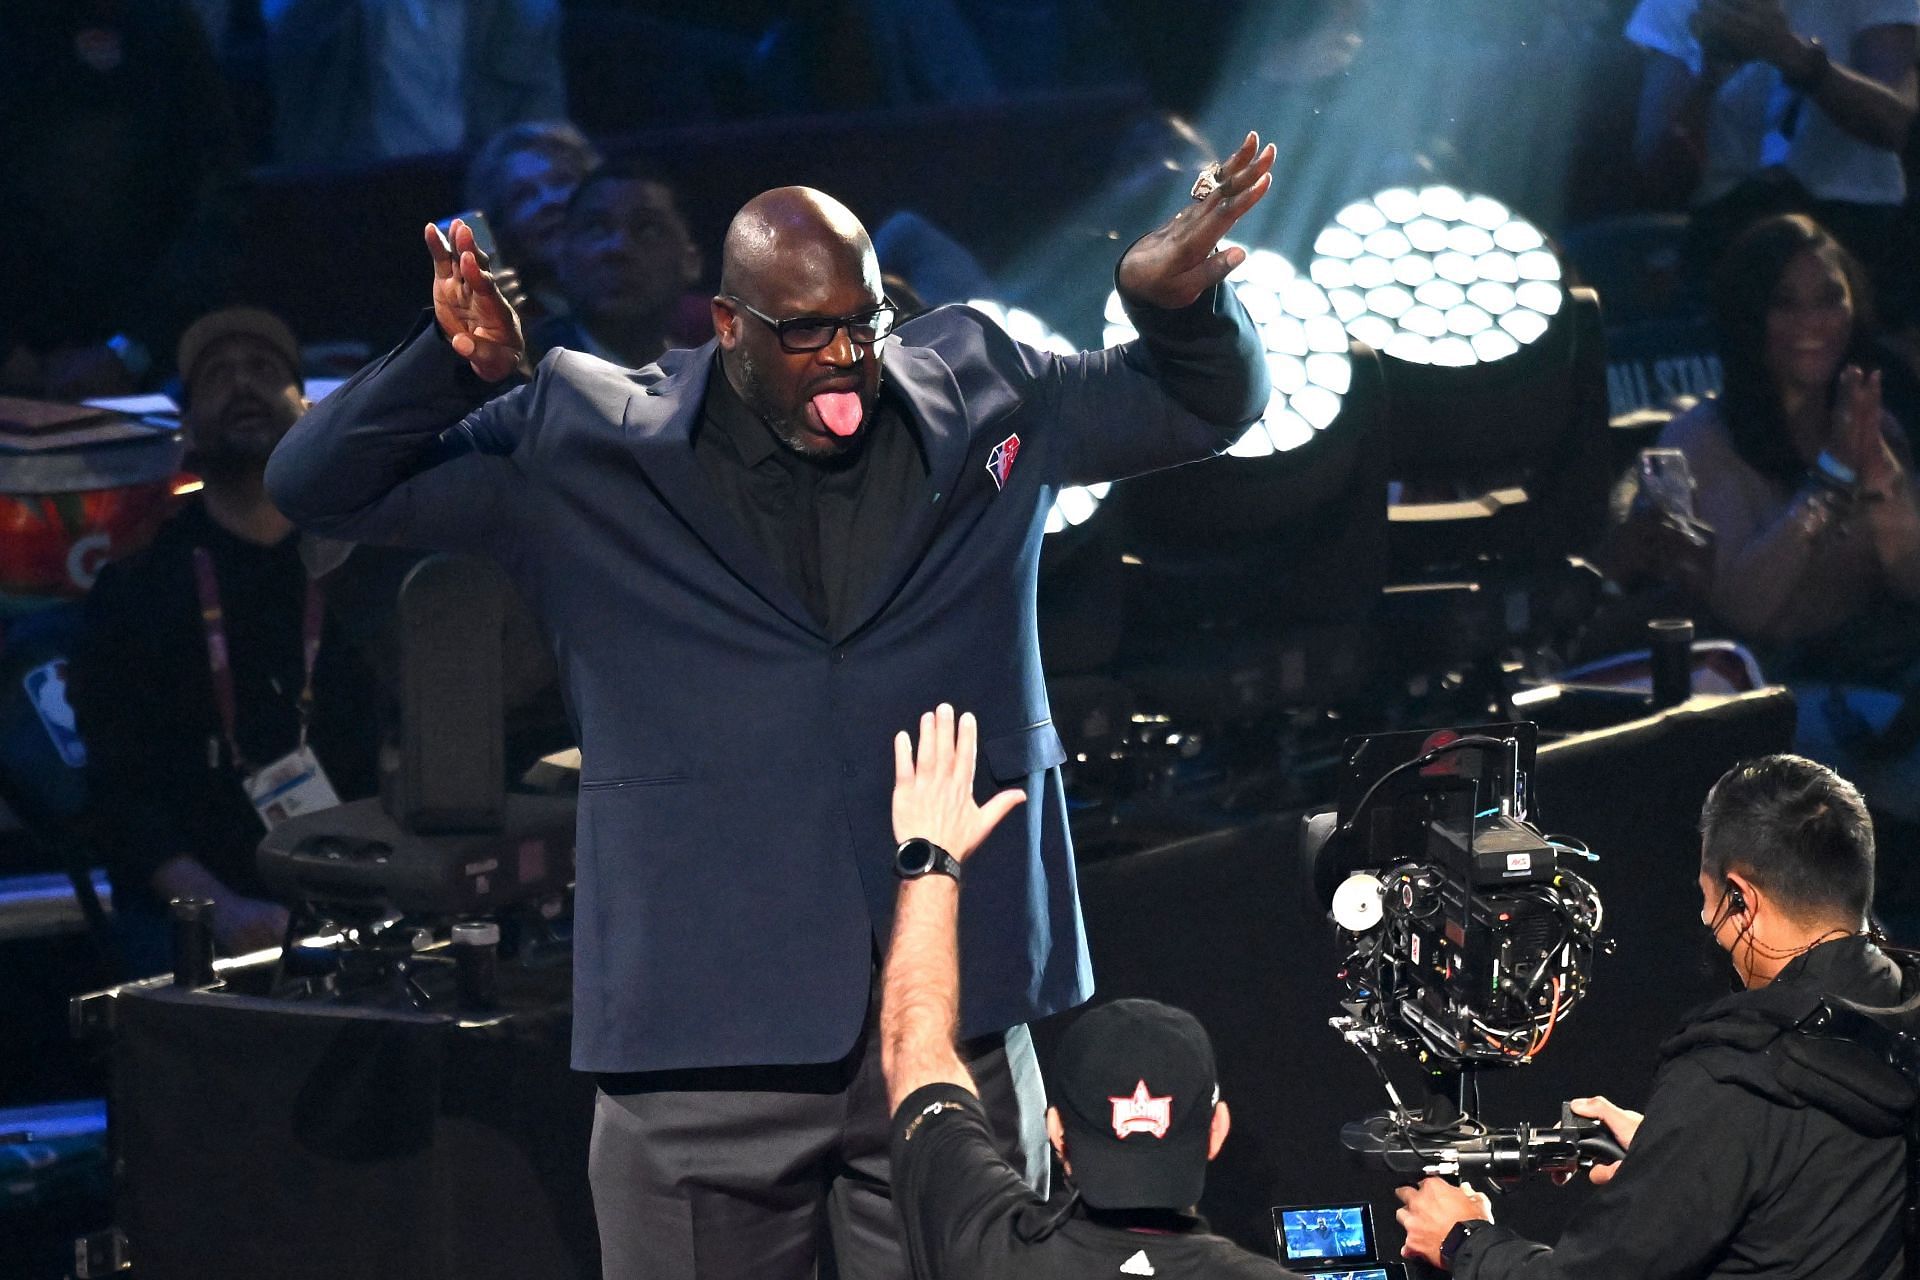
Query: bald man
267,137,1276,1279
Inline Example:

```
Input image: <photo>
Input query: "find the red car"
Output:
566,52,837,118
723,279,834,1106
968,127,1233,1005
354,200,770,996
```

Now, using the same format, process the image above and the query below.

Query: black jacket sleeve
1455,1060,1761,1280
1119,276,1269,428
1046,276,1269,487
264,315,535,551
890,1082,1040,1279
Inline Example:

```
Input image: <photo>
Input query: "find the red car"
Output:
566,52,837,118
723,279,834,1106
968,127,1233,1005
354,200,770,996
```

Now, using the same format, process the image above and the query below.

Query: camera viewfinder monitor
1302,1269,1404,1280
1273,1202,1376,1267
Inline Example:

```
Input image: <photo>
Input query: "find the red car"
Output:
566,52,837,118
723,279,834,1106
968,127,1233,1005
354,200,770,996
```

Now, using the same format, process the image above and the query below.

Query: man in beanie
69,307,379,974
880,702,1300,1278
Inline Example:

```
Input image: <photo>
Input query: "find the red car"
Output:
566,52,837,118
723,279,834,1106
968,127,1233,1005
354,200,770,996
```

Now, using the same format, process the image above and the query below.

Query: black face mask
1697,892,1748,992
1694,926,1744,991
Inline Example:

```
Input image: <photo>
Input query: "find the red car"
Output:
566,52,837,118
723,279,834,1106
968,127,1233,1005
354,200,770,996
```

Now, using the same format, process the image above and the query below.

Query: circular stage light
964,299,1111,534
1311,188,1563,367
1100,245,1353,460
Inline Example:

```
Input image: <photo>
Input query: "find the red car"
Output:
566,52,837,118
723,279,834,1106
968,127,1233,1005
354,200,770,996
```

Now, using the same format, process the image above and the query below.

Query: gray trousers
589,1016,1047,1280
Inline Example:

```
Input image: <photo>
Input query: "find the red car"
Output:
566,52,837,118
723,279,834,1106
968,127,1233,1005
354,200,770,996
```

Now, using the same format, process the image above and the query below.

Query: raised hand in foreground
891,704,1026,864
425,218,525,382
1115,129,1278,311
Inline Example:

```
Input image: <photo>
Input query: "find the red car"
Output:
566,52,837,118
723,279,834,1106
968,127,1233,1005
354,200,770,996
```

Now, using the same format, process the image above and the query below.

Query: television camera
1301,724,1625,1185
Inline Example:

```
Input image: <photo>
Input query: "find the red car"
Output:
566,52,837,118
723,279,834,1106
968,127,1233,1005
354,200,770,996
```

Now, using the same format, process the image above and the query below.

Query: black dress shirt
688,285,1247,635
693,364,928,633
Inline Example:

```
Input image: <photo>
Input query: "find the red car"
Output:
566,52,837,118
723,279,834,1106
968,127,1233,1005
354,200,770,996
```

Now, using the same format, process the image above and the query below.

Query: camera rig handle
1439,1105,1627,1184
1343,1102,1627,1186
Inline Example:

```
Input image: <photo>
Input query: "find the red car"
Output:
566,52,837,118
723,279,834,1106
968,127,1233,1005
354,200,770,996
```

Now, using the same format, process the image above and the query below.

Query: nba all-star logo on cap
1109,1080,1173,1139
985,433,1020,491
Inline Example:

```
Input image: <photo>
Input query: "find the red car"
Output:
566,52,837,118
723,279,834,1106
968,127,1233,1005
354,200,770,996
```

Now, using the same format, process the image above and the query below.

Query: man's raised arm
264,220,534,551
879,704,1028,1113
1051,131,1278,484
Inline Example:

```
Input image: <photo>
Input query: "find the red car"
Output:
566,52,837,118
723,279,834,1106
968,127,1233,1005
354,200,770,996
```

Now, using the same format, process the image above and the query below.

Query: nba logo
24,660,87,768
985,433,1021,491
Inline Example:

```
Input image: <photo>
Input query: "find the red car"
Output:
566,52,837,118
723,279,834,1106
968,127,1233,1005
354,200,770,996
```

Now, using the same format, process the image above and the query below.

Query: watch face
897,839,935,876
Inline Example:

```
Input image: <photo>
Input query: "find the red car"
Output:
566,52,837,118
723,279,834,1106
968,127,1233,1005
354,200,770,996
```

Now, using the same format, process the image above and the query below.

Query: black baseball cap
1051,998,1219,1211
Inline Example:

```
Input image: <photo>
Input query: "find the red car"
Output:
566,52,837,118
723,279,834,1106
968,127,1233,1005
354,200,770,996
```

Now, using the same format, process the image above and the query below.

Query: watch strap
1441,1218,1494,1270
896,838,962,882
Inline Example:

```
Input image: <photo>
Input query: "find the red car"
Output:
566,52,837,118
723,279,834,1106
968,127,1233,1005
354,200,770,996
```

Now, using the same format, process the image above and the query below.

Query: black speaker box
108,966,597,1279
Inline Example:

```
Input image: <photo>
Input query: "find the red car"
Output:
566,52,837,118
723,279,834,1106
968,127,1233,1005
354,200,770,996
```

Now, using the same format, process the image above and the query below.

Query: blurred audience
265,0,565,166
1627,0,1918,297
464,121,604,333
0,1,247,401
871,210,993,308
1658,215,1920,816
527,161,705,369
856,0,1130,105
185,0,276,162
68,308,380,974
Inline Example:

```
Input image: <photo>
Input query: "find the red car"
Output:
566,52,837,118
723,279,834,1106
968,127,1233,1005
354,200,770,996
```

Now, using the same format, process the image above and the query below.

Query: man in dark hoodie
1397,753,1918,1280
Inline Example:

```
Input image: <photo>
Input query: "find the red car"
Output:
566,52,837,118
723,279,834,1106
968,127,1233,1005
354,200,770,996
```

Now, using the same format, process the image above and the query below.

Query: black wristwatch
1441,1218,1494,1270
894,838,962,883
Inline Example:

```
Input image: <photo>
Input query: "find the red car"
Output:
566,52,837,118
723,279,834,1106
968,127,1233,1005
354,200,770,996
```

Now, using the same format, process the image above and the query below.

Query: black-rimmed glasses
726,296,898,353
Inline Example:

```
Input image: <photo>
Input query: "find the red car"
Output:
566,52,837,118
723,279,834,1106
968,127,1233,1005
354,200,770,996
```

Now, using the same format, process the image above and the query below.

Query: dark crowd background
0,0,1677,395
6,0,1920,1274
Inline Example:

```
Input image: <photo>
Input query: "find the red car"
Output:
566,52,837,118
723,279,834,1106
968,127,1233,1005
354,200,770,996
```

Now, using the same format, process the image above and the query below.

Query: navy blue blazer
266,296,1267,1072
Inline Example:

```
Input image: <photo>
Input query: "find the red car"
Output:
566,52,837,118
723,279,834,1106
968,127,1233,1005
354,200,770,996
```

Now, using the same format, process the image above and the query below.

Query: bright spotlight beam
964,299,1111,535
1311,187,1563,368
1102,243,1353,459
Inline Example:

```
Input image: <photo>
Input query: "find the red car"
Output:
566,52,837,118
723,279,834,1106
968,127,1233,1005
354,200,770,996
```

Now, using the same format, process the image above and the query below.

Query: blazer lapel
834,340,972,643
622,343,826,639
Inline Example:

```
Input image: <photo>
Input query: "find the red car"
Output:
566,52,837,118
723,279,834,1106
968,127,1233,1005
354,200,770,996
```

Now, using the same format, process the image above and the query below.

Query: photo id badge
243,745,341,831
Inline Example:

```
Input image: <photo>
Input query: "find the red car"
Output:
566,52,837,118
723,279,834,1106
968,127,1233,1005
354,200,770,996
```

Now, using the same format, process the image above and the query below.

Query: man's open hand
1570,1095,1642,1185
1115,130,1277,310
426,219,525,382
891,704,1026,863
1831,365,1901,494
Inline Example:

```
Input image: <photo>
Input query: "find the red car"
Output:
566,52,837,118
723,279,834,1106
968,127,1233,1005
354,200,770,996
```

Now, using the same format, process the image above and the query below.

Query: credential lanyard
192,547,324,771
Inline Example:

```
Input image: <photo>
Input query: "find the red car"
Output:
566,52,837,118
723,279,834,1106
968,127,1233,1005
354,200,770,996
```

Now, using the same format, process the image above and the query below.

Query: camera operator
1397,754,1919,1279
881,703,1302,1279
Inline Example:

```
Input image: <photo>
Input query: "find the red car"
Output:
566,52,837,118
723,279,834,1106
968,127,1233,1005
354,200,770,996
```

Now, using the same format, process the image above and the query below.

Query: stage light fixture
1100,245,1354,461
965,298,1111,534
1310,188,1564,368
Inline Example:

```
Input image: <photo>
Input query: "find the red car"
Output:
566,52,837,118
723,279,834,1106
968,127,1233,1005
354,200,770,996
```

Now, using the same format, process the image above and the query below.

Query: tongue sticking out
812,390,864,438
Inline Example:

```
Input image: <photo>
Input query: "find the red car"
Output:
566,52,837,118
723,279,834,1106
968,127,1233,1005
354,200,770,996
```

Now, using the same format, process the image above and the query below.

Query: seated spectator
266,0,564,166
1658,214,1920,817
68,308,380,974
881,704,1302,1278
0,1,245,400
1626,0,1918,290
527,162,706,369
464,121,604,333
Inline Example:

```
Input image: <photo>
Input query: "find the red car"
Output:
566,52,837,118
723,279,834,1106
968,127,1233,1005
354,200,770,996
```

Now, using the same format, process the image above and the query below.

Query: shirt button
832,649,848,664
